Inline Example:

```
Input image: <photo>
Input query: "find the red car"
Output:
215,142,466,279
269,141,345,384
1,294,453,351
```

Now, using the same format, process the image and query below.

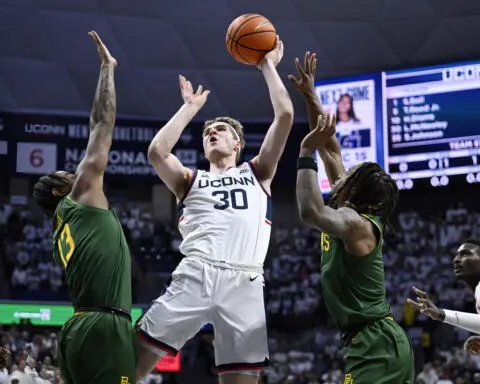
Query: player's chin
454,268,467,278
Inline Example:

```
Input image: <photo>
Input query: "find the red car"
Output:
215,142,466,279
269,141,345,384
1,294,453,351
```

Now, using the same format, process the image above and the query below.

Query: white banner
16,142,57,174
314,79,378,193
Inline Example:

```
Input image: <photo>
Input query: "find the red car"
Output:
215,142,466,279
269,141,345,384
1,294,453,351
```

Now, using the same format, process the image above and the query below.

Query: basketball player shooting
136,37,293,384
292,53,414,383
408,239,480,355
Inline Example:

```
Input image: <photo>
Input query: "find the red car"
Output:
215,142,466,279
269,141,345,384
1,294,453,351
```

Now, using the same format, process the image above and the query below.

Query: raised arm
70,31,117,209
148,76,210,201
296,113,374,257
289,52,346,185
250,37,294,189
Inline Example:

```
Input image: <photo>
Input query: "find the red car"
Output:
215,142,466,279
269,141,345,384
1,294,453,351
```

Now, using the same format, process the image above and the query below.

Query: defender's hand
465,336,480,354
406,286,445,322
179,75,210,109
89,31,117,67
259,36,283,68
288,51,316,98
300,112,336,154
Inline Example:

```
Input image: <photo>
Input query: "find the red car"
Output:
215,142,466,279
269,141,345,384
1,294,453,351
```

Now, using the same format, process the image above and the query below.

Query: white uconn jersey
178,161,272,272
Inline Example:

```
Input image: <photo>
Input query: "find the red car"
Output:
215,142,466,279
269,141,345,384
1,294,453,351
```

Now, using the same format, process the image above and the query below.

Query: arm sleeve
444,309,480,334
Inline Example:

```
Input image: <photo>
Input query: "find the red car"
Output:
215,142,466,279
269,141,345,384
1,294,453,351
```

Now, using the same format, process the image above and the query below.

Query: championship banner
314,76,382,193
1,112,306,185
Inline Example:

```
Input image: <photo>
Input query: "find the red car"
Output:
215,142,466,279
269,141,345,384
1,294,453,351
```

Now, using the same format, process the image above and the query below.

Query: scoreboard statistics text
315,59,480,193
384,62,480,190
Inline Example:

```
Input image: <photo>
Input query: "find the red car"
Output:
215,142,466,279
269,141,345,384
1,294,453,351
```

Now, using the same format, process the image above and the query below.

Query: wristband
297,156,318,172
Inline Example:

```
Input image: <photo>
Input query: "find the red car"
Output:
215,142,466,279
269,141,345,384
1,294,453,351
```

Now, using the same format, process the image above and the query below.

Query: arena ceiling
1,0,480,121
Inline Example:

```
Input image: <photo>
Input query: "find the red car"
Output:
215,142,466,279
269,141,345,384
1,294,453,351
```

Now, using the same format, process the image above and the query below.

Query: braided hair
33,172,73,217
329,162,399,233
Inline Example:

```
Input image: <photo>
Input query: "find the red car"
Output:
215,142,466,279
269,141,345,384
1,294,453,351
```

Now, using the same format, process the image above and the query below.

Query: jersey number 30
212,189,248,210
57,224,75,268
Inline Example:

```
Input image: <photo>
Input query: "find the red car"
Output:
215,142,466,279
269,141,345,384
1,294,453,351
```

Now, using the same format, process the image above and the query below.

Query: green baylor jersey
320,213,390,332
53,196,132,311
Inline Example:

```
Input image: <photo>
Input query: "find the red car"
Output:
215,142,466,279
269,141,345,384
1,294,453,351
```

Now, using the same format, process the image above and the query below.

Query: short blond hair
203,117,245,162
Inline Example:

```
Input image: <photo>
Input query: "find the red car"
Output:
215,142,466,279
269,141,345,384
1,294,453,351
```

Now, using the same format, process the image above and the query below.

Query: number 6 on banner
30,149,44,168
16,142,57,174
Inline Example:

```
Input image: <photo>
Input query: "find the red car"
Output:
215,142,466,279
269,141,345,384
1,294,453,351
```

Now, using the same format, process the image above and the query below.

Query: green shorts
58,311,138,384
342,318,414,384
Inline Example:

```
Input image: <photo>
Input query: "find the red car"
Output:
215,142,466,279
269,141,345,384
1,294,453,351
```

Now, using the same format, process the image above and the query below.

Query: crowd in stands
2,198,480,382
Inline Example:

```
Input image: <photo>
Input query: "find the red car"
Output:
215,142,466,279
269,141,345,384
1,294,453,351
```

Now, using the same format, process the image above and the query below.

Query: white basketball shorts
137,257,269,372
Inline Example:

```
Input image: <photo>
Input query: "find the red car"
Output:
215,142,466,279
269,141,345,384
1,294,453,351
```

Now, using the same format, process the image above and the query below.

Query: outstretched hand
288,51,316,97
406,287,445,322
179,75,210,109
300,112,336,154
89,31,117,67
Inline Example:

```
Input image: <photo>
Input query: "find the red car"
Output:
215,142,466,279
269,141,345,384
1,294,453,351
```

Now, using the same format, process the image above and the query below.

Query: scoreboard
384,62,480,190
315,59,480,193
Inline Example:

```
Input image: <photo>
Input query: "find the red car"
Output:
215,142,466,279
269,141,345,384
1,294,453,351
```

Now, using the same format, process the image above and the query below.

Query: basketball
225,14,276,66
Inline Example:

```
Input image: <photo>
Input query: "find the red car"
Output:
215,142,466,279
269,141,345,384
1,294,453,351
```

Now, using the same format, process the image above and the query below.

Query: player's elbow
147,142,167,163
277,102,294,122
82,153,108,175
298,204,320,227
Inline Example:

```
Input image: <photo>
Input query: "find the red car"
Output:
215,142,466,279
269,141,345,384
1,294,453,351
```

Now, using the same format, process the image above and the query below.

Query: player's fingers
179,75,186,89
203,90,211,98
417,297,428,304
309,54,316,74
288,75,301,89
314,114,323,131
91,31,108,53
88,31,100,45
413,287,428,298
295,58,306,77
330,114,337,131
325,112,332,129
307,53,315,74
312,57,317,75
406,298,422,310
196,85,203,95
304,51,310,73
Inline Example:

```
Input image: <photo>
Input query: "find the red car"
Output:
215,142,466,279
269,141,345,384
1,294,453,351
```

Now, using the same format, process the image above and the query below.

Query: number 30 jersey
178,161,272,272
53,196,132,311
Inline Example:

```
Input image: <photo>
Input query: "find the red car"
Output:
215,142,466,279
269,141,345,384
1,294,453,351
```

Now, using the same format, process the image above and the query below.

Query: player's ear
233,140,241,152
52,187,69,197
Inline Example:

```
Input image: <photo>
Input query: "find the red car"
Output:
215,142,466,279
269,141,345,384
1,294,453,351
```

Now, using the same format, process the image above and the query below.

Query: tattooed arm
70,31,117,209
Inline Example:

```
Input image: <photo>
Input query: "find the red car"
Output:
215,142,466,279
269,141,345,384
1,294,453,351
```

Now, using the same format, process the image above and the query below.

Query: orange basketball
225,14,276,66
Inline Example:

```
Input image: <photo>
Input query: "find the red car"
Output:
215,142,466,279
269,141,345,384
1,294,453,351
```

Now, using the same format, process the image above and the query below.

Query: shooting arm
251,60,294,184
148,103,199,200
71,62,116,207
443,310,480,334
304,93,346,184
